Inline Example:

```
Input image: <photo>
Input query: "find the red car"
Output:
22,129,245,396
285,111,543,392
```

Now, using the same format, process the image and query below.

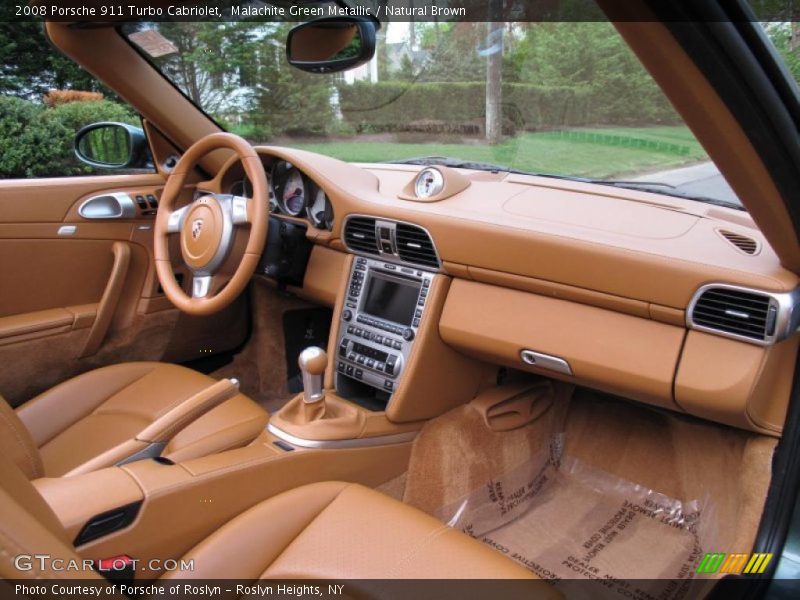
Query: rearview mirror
74,122,152,170
287,17,378,74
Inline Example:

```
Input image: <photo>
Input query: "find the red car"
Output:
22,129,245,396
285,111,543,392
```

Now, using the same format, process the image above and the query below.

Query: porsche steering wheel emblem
191,218,204,240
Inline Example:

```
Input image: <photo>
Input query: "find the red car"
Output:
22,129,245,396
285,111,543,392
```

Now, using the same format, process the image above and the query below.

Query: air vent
718,230,759,255
690,287,774,342
344,217,378,255
395,223,440,268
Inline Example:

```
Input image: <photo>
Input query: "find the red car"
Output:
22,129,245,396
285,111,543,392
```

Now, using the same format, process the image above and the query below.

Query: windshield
121,17,794,209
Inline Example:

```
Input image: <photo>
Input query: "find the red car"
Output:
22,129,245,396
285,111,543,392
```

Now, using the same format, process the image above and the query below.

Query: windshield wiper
387,157,744,210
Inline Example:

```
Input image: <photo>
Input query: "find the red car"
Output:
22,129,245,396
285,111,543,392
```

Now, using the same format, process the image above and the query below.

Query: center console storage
335,256,434,406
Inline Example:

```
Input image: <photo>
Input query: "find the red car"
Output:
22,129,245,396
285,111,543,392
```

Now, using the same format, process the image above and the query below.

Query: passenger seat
0,455,557,589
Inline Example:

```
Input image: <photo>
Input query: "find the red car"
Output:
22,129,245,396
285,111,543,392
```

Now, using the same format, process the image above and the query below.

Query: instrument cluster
230,160,334,231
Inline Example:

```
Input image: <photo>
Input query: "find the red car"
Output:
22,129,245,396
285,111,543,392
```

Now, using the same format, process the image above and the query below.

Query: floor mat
439,454,715,599
401,384,775,598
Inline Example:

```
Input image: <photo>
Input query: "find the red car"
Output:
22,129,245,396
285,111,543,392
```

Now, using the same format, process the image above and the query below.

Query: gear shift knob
299,346,327,404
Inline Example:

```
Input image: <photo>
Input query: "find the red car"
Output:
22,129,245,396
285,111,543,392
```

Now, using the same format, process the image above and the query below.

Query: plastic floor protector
437,435,717,600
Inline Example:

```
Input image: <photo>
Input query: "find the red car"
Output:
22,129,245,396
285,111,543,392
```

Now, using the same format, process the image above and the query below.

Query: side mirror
287,17,378,74
74,122,151,170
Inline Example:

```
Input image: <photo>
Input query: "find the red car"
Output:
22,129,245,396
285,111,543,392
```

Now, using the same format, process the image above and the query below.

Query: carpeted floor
388,381,776,596
211,280,319,415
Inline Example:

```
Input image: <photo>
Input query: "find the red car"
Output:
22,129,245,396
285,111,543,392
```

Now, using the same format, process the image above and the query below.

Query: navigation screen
362,274,419,326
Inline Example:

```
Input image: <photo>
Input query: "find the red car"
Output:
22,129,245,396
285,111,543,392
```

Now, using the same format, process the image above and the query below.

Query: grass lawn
282,126,708,179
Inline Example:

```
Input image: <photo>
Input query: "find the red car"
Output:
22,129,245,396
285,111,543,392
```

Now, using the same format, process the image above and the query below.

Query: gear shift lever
299,346,327,405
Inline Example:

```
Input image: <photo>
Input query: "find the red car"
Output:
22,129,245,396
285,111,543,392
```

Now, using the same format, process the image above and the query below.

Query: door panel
0,174,249,406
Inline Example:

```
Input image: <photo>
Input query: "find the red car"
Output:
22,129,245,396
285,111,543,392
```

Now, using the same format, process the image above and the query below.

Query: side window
0,22,153,179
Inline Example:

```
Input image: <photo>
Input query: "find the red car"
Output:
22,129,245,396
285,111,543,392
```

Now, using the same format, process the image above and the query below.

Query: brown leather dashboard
211,147,799,435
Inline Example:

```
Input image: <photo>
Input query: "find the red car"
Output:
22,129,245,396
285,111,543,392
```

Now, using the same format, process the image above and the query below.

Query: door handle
79,193,136,219
80,241,131,357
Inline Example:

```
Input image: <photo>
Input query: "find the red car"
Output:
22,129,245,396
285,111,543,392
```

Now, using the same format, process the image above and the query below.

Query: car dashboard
211,146,799,436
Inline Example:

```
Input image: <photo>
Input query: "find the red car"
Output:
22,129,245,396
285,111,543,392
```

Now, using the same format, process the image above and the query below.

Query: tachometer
281,169,306,216
307,187,334,230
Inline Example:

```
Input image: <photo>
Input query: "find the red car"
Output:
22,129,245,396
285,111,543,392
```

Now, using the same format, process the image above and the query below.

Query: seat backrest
0,450,100,580
0,393,43,479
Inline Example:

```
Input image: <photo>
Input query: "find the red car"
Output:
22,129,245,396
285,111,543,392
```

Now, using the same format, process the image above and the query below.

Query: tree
147,22,259,115
763,22,800,84
251,23,336,137
0,21,106,99
485,1,504,143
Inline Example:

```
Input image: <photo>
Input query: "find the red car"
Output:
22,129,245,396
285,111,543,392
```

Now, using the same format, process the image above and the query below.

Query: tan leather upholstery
0,392,44,480
161,481,549,582
0,450,548,583
11,362,267,477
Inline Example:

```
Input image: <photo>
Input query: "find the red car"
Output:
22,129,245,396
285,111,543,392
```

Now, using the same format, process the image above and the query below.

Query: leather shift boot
271,393,367,441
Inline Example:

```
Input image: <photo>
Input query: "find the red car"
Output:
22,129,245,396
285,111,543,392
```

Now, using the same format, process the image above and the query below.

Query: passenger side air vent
344,217,378,255
690,286,774,342
718,229,759,255
395,223,440,269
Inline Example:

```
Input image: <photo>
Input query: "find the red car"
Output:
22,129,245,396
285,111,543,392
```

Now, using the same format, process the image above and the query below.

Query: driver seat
0,362,268,478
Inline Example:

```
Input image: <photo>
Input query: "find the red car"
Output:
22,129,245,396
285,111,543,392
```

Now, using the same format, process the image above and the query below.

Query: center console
335,256,434,399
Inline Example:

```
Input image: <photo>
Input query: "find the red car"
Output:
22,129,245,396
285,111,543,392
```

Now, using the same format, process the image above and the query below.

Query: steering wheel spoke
192,274,213,298
166,205,190,233
230,195,251,225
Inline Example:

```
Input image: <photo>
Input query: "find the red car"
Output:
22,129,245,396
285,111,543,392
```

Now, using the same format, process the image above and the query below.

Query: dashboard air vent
718,230,758,255
344,217,378,255
395,223,439,268
691,287,774,342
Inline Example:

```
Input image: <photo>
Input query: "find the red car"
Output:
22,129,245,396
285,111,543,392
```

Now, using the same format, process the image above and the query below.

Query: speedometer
281,169,306,216
307,187,333,230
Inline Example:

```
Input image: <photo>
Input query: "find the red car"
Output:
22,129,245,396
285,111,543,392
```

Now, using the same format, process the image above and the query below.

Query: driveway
632,161,742,207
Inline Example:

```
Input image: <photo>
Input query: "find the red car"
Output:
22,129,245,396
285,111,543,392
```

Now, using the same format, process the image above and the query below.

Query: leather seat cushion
162,481,557,587
15,362,268,477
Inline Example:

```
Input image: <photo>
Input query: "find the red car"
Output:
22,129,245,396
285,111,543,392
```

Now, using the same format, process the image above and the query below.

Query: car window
0,22,153,179
123,17,753,209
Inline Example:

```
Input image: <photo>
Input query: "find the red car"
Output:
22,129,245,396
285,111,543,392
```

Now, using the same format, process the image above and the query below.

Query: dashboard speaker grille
344,217,378,255
691,287,773,341
719,230,759,255
395,223,439,268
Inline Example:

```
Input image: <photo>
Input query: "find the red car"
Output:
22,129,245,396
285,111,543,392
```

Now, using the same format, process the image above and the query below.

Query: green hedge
0,96,138,178
338,81,680,134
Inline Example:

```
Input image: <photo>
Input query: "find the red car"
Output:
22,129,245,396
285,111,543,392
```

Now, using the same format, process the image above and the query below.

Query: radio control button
412,318,420,327
343,310,353,322
374,334,383,344
402,328,414,341
348,352,357,361
384,380,394,391
366,359,376,369
355,369,363,379
356,355,366,365
345,365,354,376
392,340,403,350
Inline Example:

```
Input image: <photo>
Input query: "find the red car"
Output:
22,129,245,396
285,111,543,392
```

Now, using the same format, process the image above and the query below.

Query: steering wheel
154,133,268,316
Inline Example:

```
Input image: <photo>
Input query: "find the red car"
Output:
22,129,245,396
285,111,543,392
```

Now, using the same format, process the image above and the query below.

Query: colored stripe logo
696,552,773,574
